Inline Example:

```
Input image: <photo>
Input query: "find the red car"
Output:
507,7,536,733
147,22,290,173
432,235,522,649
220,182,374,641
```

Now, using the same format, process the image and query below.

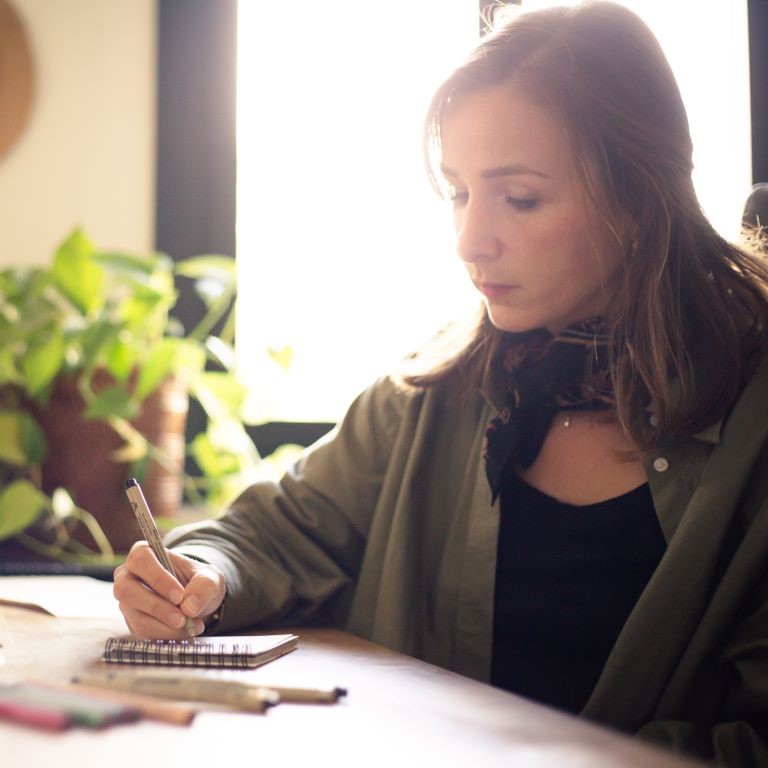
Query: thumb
179,562,226,620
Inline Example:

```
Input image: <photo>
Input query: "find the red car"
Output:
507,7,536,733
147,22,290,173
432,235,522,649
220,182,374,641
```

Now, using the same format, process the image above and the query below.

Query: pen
263,685,347,704
74,670,347,707
72,671,279,713
125,477,197,637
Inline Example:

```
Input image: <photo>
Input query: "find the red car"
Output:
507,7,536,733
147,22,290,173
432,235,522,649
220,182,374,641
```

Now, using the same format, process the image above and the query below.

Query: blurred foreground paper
0,576,121,619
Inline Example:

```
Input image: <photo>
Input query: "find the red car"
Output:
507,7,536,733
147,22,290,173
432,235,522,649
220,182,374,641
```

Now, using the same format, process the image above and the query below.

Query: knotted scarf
483,319,615,502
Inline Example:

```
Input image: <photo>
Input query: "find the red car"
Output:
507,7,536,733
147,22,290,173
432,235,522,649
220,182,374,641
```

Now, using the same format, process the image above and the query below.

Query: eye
505,196,539,211
447,188,469,207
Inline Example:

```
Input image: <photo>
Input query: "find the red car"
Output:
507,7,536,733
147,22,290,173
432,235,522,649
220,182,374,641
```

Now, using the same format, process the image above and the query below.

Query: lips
475,281,518,299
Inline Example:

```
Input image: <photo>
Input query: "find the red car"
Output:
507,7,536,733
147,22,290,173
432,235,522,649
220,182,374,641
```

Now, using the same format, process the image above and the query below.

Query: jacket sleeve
637,721,768,767
637,563,768,767
164,376,409,632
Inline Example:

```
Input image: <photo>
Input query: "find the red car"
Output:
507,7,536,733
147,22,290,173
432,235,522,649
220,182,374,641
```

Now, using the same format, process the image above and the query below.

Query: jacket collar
690,418,723,445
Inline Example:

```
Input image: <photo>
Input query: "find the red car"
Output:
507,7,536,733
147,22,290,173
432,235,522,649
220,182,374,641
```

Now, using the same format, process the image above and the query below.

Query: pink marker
0,699,70,731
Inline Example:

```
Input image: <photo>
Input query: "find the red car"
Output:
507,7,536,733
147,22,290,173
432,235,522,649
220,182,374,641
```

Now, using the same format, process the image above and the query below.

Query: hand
113,541,227,639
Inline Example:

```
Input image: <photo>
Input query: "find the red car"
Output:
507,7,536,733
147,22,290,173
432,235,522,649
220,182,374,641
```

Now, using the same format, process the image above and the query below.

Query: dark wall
156,0,242,456
749,0,768,183
156,0,236,268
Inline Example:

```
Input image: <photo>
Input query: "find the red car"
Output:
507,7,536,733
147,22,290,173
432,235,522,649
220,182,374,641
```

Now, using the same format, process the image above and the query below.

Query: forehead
439,82,575,179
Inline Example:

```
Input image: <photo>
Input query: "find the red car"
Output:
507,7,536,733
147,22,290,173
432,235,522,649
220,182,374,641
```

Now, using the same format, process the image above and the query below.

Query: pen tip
125,478,138,489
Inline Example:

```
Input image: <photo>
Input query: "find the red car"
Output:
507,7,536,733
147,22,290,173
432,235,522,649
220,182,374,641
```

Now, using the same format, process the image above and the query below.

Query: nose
455,199,500,264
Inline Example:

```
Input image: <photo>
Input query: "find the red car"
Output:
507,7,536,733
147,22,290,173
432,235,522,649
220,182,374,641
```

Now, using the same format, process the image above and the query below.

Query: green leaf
0,348,20,386
0,411,27,465
19,411,47,464
0,269,20,297
128,453,150,484
190,431,241,478
21,326,65,396
192,371,248,421
267,345,294,372
0,479,49,539
193,278,233,308
175,256,236,311
120,280,175,341
92,250,170,276
106,336,137,381
173,339,206,373
51,229,105,316
134,339,177,402
0,410,47,466
78,321,121,373
174,255,236,281
83,386,138,421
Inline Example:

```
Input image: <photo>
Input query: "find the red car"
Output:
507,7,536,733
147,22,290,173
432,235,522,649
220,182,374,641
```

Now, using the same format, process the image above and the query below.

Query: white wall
0,0,156,266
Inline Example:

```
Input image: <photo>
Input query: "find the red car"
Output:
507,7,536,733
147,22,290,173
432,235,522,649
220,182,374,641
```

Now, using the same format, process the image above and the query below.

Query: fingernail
169,589,183,604
182,596,200,615
192,621,205,635
169,612,185,628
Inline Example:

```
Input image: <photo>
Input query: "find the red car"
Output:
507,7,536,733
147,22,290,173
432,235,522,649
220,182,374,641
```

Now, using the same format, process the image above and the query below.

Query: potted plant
0,228,270,560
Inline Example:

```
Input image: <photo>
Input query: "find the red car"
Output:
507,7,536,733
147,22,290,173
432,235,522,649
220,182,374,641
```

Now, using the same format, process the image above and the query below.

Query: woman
114,2,768,764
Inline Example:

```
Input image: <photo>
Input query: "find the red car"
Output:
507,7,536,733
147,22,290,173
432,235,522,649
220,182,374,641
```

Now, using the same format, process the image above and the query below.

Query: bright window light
522,0,752,240
236,2,480,423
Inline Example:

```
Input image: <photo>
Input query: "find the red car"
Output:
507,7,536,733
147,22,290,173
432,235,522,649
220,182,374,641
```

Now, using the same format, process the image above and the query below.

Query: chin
485,306,547,334
486,301,590,335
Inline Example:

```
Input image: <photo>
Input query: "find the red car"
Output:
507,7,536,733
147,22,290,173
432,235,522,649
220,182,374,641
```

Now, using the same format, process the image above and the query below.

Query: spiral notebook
103,634,298,669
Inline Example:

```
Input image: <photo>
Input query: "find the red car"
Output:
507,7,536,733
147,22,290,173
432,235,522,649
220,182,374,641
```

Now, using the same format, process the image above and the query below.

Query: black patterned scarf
483,318,615,502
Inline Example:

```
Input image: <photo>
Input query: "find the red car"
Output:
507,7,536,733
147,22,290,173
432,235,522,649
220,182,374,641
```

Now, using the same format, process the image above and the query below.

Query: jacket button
653,457,669,472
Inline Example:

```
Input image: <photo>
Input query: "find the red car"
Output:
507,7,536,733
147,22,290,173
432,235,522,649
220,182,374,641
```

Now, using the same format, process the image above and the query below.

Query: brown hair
403,0,768,450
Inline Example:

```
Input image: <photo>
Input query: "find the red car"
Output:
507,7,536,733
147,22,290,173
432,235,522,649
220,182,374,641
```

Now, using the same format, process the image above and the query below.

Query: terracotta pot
27,372,189,553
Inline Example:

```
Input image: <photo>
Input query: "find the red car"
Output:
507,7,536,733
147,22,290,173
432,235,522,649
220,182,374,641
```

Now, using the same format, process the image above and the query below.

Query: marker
0,682,140,729
125,478,197,637
0,698,70,731
31,679,195,726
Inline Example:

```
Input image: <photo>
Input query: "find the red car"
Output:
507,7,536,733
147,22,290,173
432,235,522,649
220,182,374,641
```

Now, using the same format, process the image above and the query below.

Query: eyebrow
440,163,550,180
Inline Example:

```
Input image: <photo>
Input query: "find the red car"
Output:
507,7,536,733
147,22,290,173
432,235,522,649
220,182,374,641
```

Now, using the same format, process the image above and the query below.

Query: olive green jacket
167,356,768,767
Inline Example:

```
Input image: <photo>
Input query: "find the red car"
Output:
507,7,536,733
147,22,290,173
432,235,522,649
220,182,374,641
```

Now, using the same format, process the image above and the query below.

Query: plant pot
28,372,189,553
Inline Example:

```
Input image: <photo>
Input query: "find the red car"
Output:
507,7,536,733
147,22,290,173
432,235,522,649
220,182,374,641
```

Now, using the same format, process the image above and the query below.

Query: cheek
518,209,598,277
559,206,616,267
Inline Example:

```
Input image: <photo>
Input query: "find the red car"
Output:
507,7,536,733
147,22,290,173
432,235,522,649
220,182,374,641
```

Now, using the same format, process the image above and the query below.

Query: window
236,2,479,423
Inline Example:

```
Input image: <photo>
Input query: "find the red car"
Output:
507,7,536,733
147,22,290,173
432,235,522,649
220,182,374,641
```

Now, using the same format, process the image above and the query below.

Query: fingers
154,549,227,623
114,569,201,638
125,541,185,596
178,561,227,625
113,542,210,639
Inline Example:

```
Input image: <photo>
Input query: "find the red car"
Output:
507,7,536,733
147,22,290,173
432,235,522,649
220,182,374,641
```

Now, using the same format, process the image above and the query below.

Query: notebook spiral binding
103,637,255,668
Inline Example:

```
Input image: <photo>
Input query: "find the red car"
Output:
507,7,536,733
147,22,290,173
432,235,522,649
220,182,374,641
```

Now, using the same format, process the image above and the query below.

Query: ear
617,211,639,254
600,209,637,254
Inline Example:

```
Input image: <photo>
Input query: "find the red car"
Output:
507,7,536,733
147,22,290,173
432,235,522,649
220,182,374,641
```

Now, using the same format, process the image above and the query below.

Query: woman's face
439,83,625,334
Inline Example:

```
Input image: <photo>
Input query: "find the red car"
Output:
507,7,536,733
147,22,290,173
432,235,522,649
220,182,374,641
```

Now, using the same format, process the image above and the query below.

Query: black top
491,471,666,714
